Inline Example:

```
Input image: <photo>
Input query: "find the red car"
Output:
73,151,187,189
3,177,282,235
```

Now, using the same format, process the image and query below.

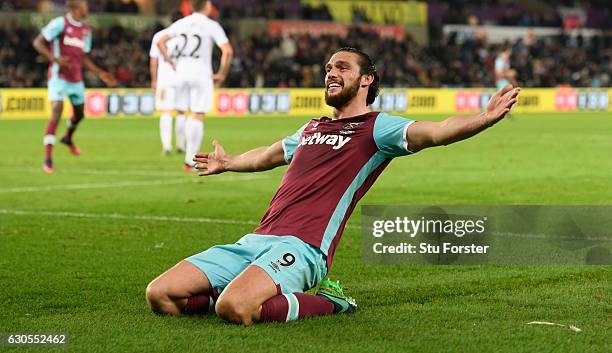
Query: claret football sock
260,293,335,322
159,113,173,153
183,294,215,315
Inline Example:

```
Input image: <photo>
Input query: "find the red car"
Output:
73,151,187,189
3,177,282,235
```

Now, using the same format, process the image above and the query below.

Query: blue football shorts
496,79,510,90
186,233,328,295
48,78,86,105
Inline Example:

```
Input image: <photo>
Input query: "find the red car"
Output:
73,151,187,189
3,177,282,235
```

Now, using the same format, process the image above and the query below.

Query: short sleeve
373,112,416,158
41,17,65,41
149,33,160,58
211,22,229,47
83,30,92,53
495,57,504,72
281,122,309,164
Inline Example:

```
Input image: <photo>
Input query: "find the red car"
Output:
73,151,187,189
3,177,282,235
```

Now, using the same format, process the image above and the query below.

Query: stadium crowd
1,0,610,89
0,0,140,12
0,22,151,88
226,27,611,88
1,21,609,89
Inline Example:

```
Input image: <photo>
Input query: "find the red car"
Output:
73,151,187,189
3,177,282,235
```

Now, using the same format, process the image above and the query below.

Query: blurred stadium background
0,0,610,117
0,1,610,352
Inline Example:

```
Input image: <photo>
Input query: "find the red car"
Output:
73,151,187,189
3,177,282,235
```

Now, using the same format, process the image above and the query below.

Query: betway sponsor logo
63,35,85,49
300,132,351,150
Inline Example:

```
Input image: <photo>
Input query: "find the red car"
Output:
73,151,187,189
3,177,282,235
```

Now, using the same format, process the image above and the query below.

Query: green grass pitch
0,112,610,352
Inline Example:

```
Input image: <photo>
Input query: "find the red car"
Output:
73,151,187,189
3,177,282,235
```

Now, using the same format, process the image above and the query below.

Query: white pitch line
0,208,361,230
0,209,260,226
0,167,199,177
0,167,283,178
0,174,268,194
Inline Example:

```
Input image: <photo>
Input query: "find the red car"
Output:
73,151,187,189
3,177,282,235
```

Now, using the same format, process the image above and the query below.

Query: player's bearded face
325,75,361,108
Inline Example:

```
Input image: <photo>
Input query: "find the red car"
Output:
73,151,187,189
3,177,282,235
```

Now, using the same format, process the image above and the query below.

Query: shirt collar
66,13,83,27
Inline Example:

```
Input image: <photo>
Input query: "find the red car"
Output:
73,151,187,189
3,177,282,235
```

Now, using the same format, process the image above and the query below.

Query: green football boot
315,278,357,314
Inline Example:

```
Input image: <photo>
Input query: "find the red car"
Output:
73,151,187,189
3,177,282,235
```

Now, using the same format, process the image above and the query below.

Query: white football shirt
164,12,229,81
149,28,178,86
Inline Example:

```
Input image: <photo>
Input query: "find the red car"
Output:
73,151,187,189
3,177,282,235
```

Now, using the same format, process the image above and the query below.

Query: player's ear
361,73,374,87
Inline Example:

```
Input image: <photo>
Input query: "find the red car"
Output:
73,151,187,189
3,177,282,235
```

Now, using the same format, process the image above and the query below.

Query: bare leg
62,103,84,142
43,101,64,171
215,265,278,325
192,112,204,122
146,260,212,316
50,101,64,124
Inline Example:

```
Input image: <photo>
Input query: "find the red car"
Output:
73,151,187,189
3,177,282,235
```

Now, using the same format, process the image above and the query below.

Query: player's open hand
193,140,227,176
99,71,118,87
484,84,520,125
213,73,226,88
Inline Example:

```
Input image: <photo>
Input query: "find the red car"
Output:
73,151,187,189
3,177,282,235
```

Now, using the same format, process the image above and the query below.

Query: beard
325,78,360,108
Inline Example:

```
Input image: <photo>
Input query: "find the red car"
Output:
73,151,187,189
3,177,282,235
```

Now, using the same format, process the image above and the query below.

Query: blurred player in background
149,12,185,156
32,0,117,173
495,45,518,90
146,47,520,325
157,0,233,171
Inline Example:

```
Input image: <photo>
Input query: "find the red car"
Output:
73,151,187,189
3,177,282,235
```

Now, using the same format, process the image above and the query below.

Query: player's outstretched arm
407,85,520,152
83,56,118,87
193,140,286,176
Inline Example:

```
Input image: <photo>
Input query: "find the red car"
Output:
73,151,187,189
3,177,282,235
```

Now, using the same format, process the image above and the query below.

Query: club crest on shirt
342,122,364,129
339,121,363,135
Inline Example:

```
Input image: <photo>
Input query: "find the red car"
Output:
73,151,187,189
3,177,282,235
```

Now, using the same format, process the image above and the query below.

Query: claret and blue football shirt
254,112,415,268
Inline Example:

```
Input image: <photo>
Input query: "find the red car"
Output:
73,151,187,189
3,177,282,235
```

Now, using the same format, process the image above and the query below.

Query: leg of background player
184,112,204,170
215,265,336,325
60,103,84,156
43,101,64,173
146,260,214,316
159,110,173,155
175,110,186,153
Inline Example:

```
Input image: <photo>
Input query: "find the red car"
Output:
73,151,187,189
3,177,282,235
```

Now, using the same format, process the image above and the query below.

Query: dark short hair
191,0,210,11
333,47,380,105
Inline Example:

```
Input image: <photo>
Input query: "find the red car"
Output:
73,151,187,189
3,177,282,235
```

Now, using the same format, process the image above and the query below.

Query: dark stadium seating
0,0,609,89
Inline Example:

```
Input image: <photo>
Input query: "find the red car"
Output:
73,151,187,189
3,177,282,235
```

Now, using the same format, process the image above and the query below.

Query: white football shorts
155,84,177,111
175,78,214,113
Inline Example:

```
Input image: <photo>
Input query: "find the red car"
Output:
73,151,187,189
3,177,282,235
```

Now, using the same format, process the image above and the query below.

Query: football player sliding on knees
147,47,519,326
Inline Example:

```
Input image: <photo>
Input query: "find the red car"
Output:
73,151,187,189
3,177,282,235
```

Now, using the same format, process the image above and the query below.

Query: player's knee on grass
215,294,257,325
145,280,178,315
